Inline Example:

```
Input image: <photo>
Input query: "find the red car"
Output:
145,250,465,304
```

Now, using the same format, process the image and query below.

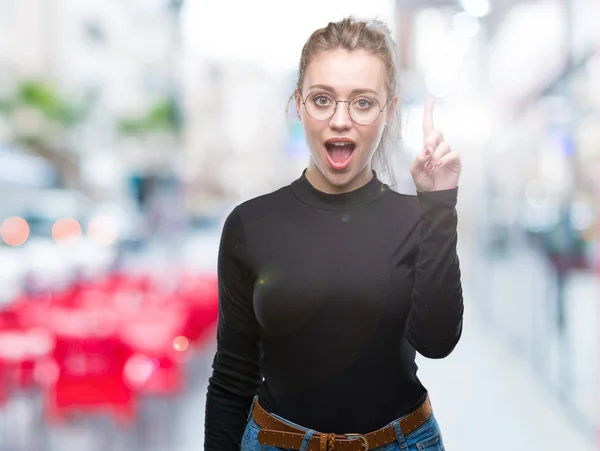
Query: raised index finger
423,97,435,138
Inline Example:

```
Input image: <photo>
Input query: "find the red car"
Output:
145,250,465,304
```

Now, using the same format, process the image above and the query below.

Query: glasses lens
349,97,381,125
305,92,335,120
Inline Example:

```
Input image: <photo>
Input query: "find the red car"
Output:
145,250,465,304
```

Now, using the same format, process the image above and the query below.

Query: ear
294,90,302,120
386,94,398,125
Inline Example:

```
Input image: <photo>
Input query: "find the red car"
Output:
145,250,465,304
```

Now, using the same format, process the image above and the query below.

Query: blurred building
395,0,600,439
181,57,293,215
0,0,183,199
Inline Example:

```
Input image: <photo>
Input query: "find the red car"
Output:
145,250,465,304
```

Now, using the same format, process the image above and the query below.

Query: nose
329,102,352,130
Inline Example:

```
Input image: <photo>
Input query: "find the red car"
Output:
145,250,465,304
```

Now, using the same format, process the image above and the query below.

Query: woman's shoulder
374,185,424,225
381,184,420,206
228,184,294,219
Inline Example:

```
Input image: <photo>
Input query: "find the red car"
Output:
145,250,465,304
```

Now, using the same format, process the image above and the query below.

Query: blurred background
0,0,598,450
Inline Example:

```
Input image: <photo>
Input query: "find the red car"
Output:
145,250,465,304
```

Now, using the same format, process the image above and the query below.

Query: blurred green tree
117,96,181,136
0,80,90,186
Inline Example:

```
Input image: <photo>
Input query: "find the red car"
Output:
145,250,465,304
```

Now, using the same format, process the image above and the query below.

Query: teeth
330,142,352,146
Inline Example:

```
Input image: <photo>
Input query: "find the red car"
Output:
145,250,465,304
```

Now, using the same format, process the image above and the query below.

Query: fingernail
424,148,431,156
425,161,432,170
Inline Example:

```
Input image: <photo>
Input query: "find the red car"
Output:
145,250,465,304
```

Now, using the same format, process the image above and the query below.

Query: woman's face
296,48,394,193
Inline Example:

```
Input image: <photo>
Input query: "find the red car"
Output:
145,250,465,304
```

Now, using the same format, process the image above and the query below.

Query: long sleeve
406,187,464,359
204,208,262,451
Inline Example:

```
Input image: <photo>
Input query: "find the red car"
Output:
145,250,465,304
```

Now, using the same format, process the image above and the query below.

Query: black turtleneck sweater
204,170,463,450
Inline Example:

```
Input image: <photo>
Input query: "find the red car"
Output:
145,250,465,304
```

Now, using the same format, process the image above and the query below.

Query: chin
319,163,359,190
324,168,354,186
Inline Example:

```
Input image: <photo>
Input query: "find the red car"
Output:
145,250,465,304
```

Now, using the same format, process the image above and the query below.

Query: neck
305,161,374,194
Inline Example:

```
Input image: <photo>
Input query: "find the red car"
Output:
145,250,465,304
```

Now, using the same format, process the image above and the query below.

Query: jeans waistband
249,394,434,451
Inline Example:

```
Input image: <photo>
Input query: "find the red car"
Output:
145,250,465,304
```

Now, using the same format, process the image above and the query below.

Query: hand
410,98,461,192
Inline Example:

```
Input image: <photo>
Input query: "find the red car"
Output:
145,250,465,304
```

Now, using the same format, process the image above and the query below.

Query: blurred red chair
0,312,55,389
43,308,135,426
119,307,187,396
177,274,219,347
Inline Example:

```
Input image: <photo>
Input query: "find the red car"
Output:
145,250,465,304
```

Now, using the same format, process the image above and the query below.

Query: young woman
205,17,463,451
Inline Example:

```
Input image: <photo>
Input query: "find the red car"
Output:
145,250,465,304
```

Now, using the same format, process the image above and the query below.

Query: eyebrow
308,84,380,97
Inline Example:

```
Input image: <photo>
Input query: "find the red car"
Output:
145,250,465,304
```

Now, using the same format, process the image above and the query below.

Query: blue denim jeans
241,397,445,451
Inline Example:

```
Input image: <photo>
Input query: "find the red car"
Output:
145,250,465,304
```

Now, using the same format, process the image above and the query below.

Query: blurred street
417,241,596,451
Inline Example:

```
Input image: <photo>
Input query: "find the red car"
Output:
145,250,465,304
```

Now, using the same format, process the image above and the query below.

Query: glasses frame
300,91,389,125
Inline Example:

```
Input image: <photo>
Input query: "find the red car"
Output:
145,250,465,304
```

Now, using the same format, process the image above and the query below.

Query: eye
353,97,374,109
311,94,333,107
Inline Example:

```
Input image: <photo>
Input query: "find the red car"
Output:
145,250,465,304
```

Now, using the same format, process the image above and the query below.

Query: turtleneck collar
290,169,389,210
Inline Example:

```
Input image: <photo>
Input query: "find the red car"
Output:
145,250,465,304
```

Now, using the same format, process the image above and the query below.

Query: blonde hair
294,16,402,188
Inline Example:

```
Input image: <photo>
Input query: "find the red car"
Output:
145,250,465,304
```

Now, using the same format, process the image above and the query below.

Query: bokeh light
0,216,30,246
87,216,119,246
124,354,158,387
173,336,189,352
460,0,490,18
52,218,82,243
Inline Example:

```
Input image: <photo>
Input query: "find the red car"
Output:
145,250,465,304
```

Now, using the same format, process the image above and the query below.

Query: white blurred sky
182,0,396,74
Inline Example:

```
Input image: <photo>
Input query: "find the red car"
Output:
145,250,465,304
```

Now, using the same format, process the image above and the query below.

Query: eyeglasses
300,91,388,125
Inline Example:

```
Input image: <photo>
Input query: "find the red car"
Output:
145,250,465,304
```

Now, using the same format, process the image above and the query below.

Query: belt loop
393,420,408,450
247,396,258,422
298,429,316,451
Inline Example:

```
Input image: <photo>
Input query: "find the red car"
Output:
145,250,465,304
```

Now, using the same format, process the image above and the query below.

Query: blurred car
0,188,151,297
86,199,150,250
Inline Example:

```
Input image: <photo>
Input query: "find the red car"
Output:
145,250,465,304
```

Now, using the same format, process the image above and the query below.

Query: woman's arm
204,208,262,450
405,188,464,359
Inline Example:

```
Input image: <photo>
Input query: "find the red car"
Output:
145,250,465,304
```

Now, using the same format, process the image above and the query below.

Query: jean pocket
405,415,445,451
241,420,260,451
241,420,288,451
415,432,443,451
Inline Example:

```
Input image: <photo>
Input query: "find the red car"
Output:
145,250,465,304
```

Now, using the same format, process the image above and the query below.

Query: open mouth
324,139,356,170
